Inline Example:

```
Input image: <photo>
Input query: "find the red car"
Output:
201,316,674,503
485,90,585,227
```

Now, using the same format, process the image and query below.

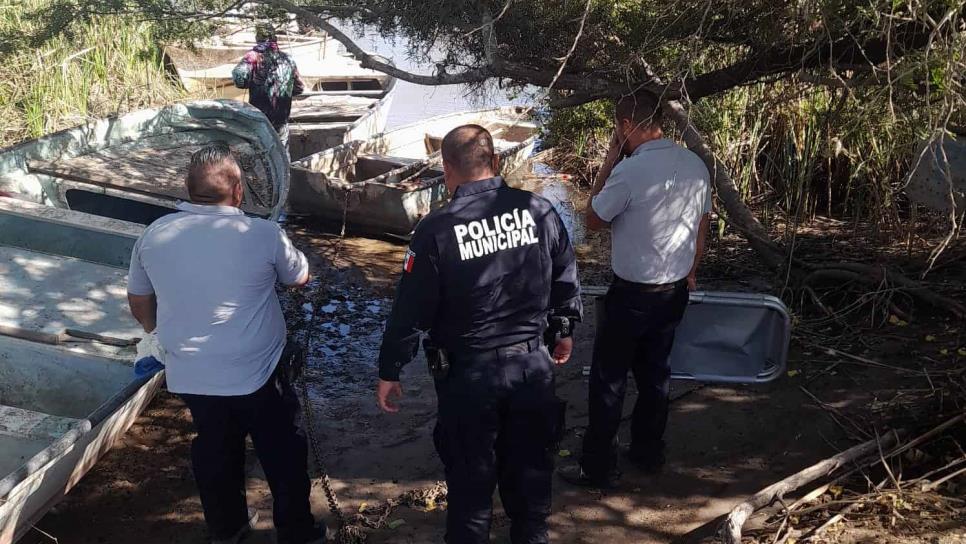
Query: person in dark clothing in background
375,125,582,544
232,25,304,155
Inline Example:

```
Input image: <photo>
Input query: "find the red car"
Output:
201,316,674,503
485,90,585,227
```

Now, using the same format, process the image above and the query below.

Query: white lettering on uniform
453,207,540,261
459,243,475,260
454,224,469,244
501,213,514,232
468,221,484,240
520,209,536,229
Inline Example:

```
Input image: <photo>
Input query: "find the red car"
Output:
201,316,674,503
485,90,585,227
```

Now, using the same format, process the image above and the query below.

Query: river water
336,25,530,129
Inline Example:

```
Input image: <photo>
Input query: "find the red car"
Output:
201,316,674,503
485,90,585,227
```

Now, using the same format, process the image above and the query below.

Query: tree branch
263,0,623,93
683,19,935,100
266,0,498,85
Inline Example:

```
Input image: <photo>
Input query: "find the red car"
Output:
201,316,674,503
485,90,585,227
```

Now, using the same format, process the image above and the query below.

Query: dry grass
0,0,185,147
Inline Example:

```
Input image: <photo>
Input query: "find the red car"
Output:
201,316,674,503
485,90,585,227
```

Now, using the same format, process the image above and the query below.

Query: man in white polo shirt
126,143,323,543
561,91,711,488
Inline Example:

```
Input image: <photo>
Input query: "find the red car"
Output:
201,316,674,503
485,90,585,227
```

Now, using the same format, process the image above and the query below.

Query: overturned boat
0,196,160,543
0,100,289,226
288,107,539,236
164,27,397,161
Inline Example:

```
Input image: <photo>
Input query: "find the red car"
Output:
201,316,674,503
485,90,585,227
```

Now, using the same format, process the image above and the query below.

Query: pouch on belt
422,337,450,380
277,340,307,384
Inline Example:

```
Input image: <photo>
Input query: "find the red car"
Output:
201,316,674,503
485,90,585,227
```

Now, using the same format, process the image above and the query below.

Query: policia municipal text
376,125,583,544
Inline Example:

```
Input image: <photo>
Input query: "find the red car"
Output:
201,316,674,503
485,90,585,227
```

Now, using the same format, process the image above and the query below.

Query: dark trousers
580,280,689,477
180,372,322,543
434,341,561,544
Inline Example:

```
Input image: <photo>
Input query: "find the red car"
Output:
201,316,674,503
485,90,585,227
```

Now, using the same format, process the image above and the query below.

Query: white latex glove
135,331,165,363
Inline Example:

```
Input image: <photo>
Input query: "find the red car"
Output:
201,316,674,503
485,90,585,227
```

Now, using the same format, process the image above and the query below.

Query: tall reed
0,0,185,147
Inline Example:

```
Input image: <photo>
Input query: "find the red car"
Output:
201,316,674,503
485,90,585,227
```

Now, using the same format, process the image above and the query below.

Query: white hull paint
0,197,161,543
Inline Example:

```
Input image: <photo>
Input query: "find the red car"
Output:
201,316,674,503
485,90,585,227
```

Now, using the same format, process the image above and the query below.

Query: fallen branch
720,432,900,544
800,386,872,441
810,262,966,318
722,412,965,544
921,465,966,492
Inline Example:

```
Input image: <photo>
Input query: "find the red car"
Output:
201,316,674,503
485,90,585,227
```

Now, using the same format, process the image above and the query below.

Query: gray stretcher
592,291,791,384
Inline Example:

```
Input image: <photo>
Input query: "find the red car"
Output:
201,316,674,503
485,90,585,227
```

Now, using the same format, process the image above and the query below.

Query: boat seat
355,155,424,181
0,405,79,441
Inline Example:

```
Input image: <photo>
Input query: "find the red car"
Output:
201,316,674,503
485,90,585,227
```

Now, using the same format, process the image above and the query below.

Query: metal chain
294,188,368,543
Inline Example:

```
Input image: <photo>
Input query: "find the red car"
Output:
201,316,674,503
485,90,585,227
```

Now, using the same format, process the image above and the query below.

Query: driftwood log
719,432,900,544
721,412,965,544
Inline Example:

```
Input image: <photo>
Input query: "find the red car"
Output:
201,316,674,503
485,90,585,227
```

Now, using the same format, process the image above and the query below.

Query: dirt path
21,217,963,544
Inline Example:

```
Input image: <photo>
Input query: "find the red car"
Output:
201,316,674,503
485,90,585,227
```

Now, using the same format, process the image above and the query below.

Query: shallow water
514,160,584,245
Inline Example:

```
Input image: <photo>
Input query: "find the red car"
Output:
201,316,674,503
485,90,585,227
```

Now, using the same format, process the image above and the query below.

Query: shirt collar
176,201,244,216
452,176,507,199
631,138,675,156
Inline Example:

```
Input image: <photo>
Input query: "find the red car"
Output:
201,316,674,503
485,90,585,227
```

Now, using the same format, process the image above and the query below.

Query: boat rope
293,187,368,544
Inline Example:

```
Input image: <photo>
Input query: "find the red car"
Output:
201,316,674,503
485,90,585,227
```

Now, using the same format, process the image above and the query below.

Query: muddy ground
21,192,966,544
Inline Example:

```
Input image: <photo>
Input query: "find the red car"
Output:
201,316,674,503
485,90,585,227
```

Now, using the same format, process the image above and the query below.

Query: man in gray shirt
127,143,323,543
561,91,711,488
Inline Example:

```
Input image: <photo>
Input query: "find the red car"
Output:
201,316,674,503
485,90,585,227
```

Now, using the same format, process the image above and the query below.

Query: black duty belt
612,275,687,293
450,337,543,360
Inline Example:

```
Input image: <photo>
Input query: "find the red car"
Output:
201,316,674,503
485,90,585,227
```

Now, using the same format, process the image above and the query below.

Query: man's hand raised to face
377,379,403,413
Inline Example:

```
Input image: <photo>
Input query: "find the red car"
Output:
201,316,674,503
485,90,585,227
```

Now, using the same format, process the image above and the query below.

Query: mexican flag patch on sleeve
403,249,416,273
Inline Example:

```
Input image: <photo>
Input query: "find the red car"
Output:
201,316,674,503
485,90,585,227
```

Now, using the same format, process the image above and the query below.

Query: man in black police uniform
375,124,582,544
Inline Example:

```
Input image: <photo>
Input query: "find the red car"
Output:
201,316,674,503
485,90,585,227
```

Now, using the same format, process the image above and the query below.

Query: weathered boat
0,100,289,226
288,107,539,235
0,196,161,543
164,27,397,161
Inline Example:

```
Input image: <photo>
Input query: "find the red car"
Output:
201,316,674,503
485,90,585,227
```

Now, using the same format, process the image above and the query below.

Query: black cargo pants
434,339,563,544
180,359,322,544
580,279,689,477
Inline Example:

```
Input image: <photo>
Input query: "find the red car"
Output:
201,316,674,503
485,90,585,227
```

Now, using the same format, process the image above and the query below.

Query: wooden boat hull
0,100,289,225
289,107,538,235
0,197,161,542
286,80,397,162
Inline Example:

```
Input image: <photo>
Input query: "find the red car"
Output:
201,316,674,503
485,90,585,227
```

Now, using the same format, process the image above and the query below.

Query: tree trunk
664,100,788,271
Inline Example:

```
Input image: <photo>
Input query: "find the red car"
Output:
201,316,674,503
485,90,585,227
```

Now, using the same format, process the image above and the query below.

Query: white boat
288,107,539,235
164,27,397,161
0,100,289,226
0,196,161,543
164,28,392,99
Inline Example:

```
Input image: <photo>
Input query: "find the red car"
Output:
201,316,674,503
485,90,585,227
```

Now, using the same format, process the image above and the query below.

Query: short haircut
185,142,242,203
441,124,496,175
615,90,663,129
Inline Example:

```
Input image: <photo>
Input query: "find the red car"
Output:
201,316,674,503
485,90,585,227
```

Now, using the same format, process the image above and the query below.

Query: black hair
441,124,496,174
615,90,663,128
